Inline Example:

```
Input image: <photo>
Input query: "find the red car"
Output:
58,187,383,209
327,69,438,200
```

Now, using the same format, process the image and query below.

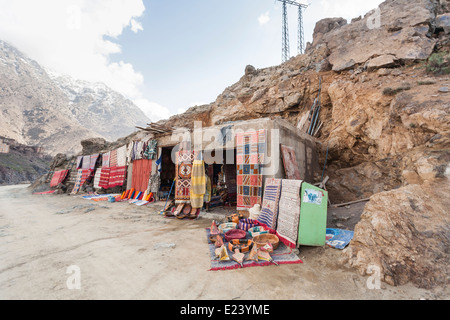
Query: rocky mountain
0,40,150,156
48,71,150,143
152,0,449,289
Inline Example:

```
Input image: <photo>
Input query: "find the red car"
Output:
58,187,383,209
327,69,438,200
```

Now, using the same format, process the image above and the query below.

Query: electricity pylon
277,0,308,62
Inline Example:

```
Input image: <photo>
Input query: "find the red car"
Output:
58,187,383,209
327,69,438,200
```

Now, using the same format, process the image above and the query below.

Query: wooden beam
331,198,371,208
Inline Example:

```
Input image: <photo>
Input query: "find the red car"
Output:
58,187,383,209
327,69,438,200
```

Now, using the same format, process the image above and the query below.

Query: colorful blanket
89,154,99,170
76,156,83,169
81,156,91,169
110,149,118,167
108,166,127,188
258,178,282,229
206,228,302,271
49,170,69,187
102,152,111,168
71,169,92,194
116,145,127,167
93,168,102,189
99,167,111,189
175,149,195,204
33,190,57,195
131,159,152,193
236,129,266,211
276,179,303,248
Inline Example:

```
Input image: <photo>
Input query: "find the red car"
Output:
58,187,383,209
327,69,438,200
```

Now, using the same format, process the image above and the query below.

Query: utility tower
277,0,308,62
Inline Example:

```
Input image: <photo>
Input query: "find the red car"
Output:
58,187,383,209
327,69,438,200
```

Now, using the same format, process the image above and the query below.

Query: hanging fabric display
89,154,99,170
50,170,69,188
131,159,153,194
236,129,266,211
190,160,206,209
102,152,111,168
93,168,102,189
99,167,111,189
258,178,282,230
81,155,91,169
276,179,302,248
110,149,118,167
175,144,195,204
116,145,127,167
143,140,158,160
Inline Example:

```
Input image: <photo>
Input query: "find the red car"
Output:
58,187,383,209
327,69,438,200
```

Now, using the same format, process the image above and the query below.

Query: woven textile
89,154,99,170
258,178,282,229
50,170,69,187
191,160,206,195
93,168,102,189
102,152,110,168
148,173,161,194
81,156,90,169
175,149,195,204
190,160,206,209
108,166,127,188
71,169,92,194
276,179,302,248
131,159,152,193
76,156,83,169
110,149,118,167
99,167,111,189
236,129,266,211
132,141,145,160
116,145,127,166
143,140,158,160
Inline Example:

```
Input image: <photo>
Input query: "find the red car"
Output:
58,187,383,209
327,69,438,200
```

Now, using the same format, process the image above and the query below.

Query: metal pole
281,0,290,62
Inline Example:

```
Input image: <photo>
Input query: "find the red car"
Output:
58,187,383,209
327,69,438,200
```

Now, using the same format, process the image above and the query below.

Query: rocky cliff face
48,72,149,143
0,40,150,156
153,0,450,288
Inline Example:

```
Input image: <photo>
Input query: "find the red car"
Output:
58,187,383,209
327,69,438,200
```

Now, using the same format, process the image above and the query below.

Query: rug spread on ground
206,228,302,271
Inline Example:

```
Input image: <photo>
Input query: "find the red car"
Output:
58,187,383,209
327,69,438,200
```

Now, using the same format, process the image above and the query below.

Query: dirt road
0,185,445,300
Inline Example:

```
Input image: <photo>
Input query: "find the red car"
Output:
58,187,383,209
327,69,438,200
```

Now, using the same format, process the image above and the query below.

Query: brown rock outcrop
342,180,450,289
309,0,439,72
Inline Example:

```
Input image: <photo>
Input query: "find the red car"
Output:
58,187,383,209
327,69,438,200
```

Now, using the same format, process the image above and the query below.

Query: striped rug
276,179,303,248
257,178,282,229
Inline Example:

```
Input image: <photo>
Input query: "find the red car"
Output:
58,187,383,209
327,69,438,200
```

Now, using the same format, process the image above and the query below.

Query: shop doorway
205,149,237,209
159,146,176,199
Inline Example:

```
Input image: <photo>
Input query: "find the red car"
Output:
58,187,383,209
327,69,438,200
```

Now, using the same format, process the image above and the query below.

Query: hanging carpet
236,129,266,211
131,159,153,193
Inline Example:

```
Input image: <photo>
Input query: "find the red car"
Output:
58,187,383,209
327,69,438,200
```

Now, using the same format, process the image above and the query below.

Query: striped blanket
108,166,127,188
50,170,69,187
258,178,282,229
71,169,93,194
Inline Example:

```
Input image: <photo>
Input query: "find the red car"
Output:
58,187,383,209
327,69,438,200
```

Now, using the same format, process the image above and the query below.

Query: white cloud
258,11,271,26
134,99,172,122
0,0,167,120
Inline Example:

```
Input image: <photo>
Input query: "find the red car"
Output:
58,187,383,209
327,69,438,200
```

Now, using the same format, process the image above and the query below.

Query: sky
0,0,384,122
